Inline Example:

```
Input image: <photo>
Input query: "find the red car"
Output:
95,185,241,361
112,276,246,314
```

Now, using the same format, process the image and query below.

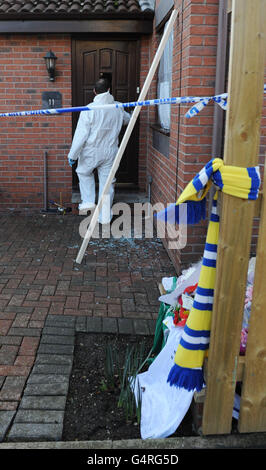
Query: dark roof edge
0,11,154,21
0,18,154,35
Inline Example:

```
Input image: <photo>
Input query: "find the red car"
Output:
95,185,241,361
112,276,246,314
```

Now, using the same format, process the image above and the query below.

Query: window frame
151,1,174,155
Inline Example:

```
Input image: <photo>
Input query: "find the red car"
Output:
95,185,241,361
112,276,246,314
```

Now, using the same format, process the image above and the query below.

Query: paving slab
0,411,16,441
19,396,66,411
14,410,64,424
118,318,135,334
36,344,74,355
7,423,63,442
34,355,73,366
40,335,75,345
31,364,72,375
42,327,75,336
86,317,102,332
102,317,118,333
27,374,69,384
23,383,69,396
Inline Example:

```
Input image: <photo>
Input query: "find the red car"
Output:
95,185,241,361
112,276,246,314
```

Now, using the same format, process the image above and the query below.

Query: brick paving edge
1,432,266,449
0,314,156,443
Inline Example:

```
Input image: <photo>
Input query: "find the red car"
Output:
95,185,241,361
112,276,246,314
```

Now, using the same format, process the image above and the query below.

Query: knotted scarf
165,157,261,392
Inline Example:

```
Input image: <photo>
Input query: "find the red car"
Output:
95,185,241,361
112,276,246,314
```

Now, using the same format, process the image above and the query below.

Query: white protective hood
68,91,130,162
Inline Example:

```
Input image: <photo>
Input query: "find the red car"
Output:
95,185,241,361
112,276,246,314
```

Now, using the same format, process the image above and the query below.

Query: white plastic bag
159,260,202,307
133,322,194,439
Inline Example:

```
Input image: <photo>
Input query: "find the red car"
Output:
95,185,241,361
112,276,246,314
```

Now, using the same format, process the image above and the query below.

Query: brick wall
177,0,219,270
138,36,151,191
0,34,72,211
139,0,220,272
139,0,265,273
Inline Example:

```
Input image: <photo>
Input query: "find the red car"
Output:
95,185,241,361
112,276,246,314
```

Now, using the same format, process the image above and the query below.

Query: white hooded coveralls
68,91,131,223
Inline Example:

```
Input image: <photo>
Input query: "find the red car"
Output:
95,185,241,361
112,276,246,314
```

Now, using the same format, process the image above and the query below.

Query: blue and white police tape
0,87,264,119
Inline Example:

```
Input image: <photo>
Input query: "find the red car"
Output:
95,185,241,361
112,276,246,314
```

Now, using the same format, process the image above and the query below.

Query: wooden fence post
202,0,265,435
238,163,266,432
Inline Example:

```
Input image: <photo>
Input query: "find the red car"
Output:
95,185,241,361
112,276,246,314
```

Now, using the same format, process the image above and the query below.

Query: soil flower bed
62,332,194,441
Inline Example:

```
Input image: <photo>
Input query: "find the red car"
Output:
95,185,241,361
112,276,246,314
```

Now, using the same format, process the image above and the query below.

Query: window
157,20,173,132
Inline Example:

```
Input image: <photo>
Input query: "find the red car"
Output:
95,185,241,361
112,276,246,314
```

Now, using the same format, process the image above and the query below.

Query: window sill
150,123,170,137
151,123,170,157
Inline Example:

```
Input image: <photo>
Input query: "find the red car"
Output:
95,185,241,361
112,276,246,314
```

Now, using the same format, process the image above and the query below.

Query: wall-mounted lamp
43,50,57,82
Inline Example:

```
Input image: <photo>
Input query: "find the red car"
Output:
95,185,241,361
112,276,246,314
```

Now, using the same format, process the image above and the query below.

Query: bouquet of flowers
173,283,198,327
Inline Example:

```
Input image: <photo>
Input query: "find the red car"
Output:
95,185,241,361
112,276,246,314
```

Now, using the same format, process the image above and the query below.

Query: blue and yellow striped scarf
167,158,260,392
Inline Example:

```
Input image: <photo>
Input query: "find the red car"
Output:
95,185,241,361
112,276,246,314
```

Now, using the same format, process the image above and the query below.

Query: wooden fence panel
202,0,265,435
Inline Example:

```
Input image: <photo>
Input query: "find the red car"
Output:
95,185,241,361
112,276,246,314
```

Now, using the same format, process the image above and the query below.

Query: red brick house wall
0,34,72,211
138,0,220,271
138,0,265,273
138,35,150,192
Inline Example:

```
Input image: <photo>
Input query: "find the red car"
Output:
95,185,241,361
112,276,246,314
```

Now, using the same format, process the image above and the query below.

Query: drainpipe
43,151,48,212
145,175,153,220
41,151,58,213
147,175,153,204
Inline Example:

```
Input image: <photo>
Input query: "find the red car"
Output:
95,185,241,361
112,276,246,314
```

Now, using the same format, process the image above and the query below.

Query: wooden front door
72,38,140,189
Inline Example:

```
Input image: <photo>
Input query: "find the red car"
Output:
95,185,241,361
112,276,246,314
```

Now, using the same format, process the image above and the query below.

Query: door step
72,191,149,205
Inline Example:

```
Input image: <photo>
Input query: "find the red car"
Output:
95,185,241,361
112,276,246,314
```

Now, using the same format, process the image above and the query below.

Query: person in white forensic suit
67,78,131,223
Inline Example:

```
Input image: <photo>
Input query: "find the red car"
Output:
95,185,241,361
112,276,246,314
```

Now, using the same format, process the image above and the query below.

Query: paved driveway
0,213,176,442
